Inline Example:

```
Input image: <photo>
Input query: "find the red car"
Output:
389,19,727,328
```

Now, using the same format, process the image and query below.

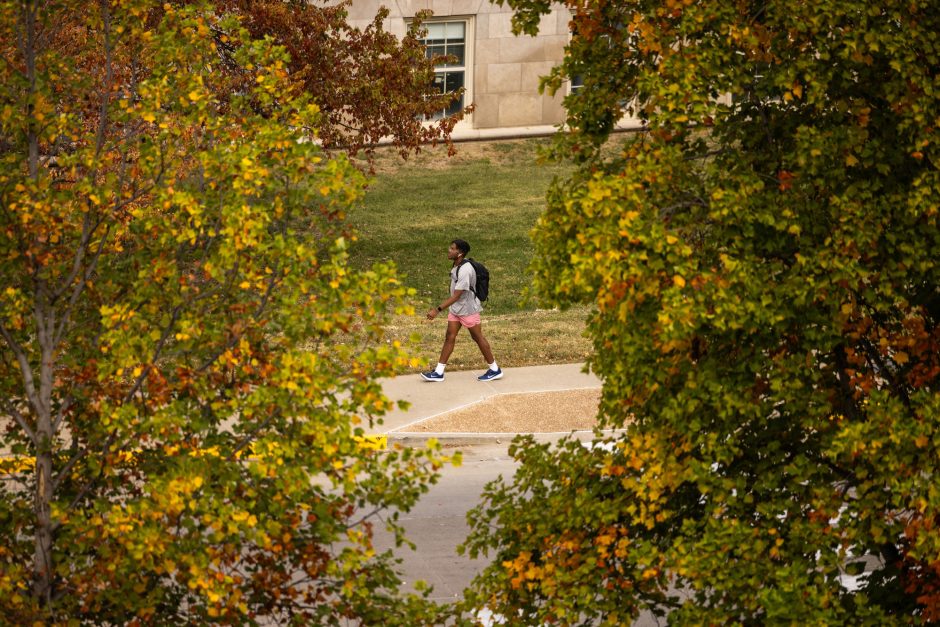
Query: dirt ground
399,388,601,433
367,135,552,174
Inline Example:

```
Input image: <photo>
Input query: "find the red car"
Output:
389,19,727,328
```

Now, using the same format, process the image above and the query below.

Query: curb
386,429,627,448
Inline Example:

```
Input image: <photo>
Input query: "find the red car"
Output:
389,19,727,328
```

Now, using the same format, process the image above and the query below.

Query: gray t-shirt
449,262,482,316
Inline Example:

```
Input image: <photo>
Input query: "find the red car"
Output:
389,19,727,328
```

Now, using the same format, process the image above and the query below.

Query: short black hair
452,238,470,255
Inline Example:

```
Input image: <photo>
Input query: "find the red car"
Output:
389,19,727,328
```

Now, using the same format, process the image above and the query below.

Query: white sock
489,361,498,372
435,363,446,375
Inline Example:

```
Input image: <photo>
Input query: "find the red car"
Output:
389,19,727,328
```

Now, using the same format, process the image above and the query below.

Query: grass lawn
346,138,594,371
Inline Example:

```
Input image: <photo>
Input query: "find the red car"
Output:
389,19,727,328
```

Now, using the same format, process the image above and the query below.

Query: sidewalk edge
386,428,627,448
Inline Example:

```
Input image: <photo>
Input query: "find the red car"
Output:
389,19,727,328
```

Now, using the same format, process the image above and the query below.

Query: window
570,74,584,94
419,21,468,119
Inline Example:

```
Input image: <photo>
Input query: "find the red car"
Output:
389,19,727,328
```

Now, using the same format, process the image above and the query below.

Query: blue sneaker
420,371,444,382
478,368,503,381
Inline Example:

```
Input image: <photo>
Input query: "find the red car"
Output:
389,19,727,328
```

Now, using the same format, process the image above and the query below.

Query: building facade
344,0,579,139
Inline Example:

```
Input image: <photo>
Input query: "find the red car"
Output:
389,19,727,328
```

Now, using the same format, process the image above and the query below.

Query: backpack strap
455,259,477,296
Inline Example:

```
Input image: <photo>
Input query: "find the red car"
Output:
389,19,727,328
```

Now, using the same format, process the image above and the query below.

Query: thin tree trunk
33,421,54,605
20,0,56,607
33,288,56,606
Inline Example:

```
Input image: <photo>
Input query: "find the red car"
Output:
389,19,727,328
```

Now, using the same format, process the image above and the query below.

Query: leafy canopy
0,1,455,623
463,0,940,623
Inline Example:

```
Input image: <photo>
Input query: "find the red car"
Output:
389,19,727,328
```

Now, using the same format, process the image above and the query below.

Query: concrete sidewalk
373,363,602,445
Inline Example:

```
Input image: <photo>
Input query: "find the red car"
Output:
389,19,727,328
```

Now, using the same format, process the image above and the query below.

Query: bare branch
0,397,37,445
51,395,72,433
0,321,40,414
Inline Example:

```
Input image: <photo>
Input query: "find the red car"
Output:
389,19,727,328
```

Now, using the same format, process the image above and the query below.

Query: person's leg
437,320,463,364
467,323,495,364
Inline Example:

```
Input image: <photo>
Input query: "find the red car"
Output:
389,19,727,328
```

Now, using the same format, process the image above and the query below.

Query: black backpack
457,258,490,302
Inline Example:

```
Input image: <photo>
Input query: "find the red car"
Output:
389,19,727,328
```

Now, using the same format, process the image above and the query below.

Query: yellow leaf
188,90,202,102
672,275,686,288
845,154,859,166
894,351,909,364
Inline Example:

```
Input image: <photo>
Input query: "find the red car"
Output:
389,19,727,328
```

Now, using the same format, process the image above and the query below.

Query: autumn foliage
221,0,465,161
463,0,940,623
0,0,455,623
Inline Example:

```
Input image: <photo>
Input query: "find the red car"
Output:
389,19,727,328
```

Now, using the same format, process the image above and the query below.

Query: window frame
412,17,474,123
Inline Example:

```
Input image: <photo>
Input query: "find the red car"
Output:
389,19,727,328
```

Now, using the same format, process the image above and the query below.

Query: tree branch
0,321,40,418
0,397,37,445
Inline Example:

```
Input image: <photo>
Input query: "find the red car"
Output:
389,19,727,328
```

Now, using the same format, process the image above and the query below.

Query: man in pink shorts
420,238,502,382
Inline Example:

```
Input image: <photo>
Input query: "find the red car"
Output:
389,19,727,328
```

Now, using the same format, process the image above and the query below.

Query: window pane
444,71,464,116
444,71,464,94
427,44,446,60
445,22,465,39
444,42,465,66
424,22,446,40
445,95,464,117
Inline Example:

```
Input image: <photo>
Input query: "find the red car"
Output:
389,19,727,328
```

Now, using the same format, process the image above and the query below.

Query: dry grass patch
401,388,601,433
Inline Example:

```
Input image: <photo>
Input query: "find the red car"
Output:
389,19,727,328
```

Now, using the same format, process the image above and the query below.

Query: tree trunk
33,296,56,605
22,0,56,606
33,442,54,605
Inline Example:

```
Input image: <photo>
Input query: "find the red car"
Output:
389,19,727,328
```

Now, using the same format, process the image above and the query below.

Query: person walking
421,238,502,382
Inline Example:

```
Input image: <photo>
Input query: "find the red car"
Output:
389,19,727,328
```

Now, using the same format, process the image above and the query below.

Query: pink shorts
447,312,482,328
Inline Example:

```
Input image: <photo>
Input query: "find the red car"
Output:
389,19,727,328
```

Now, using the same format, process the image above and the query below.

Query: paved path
368,363,667,623
376,439,662,627
374,363,602,442
373,441,518,602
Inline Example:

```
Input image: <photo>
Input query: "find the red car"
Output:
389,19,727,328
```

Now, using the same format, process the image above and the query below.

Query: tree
0,1,455,622
462,0,940,623
220,0,466,162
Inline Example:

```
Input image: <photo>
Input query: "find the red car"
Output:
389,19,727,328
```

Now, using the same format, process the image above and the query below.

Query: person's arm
426,290,465,320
